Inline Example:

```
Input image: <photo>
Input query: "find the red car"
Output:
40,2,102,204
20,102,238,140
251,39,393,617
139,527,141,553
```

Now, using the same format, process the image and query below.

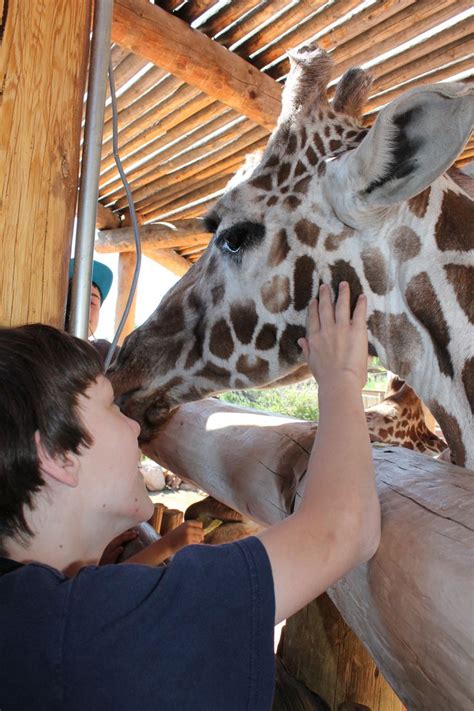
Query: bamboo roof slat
102,74,185,143
99,91,215,175
101,80,195,160
364,62,473,115
119,123,267,210
110,44,129,70
198,0,264,38
142,173,237,221
256,0,418,75
216,0,293,49
234,0,330,61
139,156,248,217
367,36,473,97
110,53,149,92
103,66,168,123
100,108,240,200
98,98,225,187
178,242,210,256
155,0,184,12
175,0,220,24
329,0,470,80
159,196,225,222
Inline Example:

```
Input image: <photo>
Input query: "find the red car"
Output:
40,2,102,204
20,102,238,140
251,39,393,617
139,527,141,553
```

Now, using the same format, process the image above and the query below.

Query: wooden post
0,0,92,327
160,509,184,535
148,503,166,534
115,252,138,345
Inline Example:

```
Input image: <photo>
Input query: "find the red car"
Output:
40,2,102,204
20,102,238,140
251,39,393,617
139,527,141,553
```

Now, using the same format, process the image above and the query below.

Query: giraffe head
110,44,474,466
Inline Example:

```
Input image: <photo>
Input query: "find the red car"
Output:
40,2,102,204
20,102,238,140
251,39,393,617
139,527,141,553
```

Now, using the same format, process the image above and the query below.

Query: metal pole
69,0,113,338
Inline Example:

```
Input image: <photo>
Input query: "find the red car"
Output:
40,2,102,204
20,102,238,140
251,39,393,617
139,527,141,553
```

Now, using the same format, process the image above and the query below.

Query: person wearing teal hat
67,259,113,337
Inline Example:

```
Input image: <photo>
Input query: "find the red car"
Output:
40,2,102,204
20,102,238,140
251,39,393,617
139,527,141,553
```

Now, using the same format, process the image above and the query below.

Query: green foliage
219,380,319,421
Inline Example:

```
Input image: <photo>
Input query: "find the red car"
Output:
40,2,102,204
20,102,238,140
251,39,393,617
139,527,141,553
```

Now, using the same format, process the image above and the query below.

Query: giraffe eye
216,222,265,260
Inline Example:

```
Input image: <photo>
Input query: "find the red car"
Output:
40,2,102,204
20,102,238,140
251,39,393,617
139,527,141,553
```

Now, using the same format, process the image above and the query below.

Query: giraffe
110,43,474,469
365,375,446,456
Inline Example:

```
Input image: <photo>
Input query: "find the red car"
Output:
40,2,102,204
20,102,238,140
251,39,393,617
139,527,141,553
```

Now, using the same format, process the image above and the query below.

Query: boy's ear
324,82,474,225
34,431,79,488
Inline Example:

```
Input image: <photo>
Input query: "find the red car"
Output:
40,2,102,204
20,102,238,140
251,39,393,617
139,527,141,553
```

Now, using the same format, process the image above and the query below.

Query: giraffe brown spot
329,260,363,315
294,176,311,194
324,227,352,251
293,255,315,311
284,195,301,210
160,339,185,372
196,362,231,387
462,357,474,414
250,174,273,192
267,196,278,207
230,300,258,345
318,110,324,121
404,442,414,450
435,190,474,251
184,340,202,369
264,154,279,168
406,272,454,378
236,354,269,382
367,311,422,378
261,275,291,314
324,126,330,138
335,124,344,137
329,139,342,152
386,427,394,436
157,301,185,337
209,319,234,359
361,247,391,295
327,111,335,119
211,284,225,306
294,160,306,177
256,323,277,350
279,324,306,364
408,187,431,218
300,126,307,146
444,265,474,324
317,161,326,177
234,378,247,389
306,145,318,165
346,130,358,139
427,400,466,467
294,219,320,247
268,229,290,267
277,162,291,186
281,186,289,194
391,226,421,261
287,133,297,153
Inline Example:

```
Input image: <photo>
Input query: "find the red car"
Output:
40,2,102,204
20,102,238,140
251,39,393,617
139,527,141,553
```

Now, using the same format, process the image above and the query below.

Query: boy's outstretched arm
258,282,381,624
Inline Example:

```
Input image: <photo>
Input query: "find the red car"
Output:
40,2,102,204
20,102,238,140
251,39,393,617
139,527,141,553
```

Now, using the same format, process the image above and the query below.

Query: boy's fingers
297,338,309,362
352,293,367,325
318,284,335,327
305,298,320,336
335,281,350,324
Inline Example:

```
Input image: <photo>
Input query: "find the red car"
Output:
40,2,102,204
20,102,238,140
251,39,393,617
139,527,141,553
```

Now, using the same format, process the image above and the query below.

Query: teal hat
68,259,113,303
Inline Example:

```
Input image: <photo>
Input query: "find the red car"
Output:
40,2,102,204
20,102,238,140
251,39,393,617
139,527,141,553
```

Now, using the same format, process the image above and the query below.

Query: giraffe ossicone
110,43,474,469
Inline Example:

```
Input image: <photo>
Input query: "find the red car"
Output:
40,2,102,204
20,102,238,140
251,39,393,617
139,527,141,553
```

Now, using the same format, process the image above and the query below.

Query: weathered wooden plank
96,202,122,230
0,0,91,327
96,219,209,252
144,248,191,276
112,0,282,130
143,399,474,710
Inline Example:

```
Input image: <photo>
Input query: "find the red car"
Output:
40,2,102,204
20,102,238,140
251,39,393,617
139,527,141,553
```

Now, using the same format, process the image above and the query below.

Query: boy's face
89,284,102,335
76,375,153,530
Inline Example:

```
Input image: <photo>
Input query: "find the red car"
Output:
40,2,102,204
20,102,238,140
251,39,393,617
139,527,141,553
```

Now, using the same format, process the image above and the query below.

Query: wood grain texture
0,0,91,326
96,219,210,252
112,0,282,131
143,399,474,709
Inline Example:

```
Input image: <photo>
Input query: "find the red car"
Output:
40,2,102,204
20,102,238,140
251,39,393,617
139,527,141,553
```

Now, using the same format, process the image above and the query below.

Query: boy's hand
164,520,204,555
298,282,368,390
99,528,139,565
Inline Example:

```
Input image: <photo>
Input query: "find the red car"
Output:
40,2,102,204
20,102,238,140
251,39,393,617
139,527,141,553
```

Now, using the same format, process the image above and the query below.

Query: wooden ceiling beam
95,218,210,253
112,0,282,131
144,248,191,276
96,202,121,229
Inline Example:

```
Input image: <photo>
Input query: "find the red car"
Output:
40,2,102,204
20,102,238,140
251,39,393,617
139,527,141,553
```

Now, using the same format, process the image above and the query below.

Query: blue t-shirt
0,537,275,711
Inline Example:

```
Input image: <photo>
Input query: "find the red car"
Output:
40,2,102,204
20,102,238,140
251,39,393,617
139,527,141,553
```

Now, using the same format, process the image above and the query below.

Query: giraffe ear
325,82,474,224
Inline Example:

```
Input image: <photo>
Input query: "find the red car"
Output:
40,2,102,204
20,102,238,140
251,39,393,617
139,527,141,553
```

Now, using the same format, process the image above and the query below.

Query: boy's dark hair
0,325,102,555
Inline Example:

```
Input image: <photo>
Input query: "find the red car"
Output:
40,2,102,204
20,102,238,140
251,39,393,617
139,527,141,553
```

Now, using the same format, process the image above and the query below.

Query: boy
0,283,380,710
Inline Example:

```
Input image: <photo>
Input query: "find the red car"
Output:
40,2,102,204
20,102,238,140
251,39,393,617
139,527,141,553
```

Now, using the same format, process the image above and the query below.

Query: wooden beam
112,0,282,131
96,202,121,229
96,219,209,253
1,0,91,327
144,248,191,276
144,399,474,711
115,252,138,345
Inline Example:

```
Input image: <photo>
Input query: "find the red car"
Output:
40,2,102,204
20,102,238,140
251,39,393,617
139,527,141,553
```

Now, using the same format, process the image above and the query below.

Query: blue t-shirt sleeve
64,537,275,711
